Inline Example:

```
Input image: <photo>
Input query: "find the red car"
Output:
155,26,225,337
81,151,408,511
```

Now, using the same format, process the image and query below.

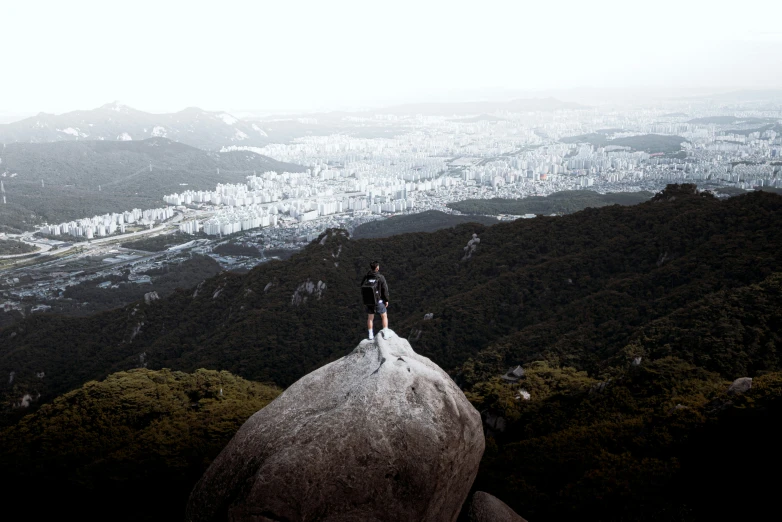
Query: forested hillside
1,184,781,520
352,210,499,239
448,189,652,215
0,368,280,521
0,238,38,255
0,137,303,230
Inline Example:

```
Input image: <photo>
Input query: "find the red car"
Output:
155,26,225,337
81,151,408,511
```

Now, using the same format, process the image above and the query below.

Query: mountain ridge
2,185,780,423
0,137,304,229
0,103,271,150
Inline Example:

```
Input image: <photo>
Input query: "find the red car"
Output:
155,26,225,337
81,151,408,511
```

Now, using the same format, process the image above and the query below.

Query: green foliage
213,242,262,257
121,232,197,252
448,189,652,216
0,368,280,521
54,254,221,316
0,238,38,255
559,133,688,154
469,360,778,521
352,210,499,239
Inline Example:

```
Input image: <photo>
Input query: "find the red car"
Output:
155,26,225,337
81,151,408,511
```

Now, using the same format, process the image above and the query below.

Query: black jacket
362,271,389,303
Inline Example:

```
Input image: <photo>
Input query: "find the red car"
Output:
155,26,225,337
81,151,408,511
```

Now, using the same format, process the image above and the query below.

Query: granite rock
468,491,527,522
186,329,484,522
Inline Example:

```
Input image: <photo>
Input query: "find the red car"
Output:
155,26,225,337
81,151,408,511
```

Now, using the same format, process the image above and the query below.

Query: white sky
2,0,781,114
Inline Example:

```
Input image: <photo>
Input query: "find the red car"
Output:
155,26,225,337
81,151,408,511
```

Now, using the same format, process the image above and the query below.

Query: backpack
361,275,380,306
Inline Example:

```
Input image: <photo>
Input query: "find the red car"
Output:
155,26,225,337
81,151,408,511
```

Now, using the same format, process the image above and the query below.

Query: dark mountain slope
448,189,653,216
425,188,782,379
2,185,782,521
0,368,280,522
2,185,782,427
351,210,499,239
467,361,782,521
0,137,303,228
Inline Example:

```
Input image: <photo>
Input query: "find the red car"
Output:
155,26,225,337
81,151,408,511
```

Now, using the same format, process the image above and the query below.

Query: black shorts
366,302,387,314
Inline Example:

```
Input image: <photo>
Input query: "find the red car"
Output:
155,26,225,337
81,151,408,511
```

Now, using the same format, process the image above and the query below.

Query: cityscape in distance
2,2,782,520
1,91,781,320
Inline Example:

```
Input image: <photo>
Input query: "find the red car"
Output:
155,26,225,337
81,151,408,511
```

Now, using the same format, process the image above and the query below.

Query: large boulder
186,329,485,522
468,491,527,522
727,377,752,395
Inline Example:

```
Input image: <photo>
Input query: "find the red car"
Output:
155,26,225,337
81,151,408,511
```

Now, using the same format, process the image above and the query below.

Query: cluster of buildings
163,162,432,236
207,109,781,231
28,103,782,250
200,206,279,235
6,100,782,324
40,207,175,239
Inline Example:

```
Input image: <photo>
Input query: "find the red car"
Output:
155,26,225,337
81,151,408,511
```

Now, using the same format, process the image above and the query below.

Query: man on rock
361,261,389,340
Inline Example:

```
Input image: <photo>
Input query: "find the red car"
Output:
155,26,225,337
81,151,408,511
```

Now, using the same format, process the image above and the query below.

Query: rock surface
727,377,752,395
468,491,527,522
186,329,484,522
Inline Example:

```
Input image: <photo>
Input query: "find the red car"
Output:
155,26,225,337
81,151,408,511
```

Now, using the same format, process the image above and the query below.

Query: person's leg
367,314,374,339
380,312,388,329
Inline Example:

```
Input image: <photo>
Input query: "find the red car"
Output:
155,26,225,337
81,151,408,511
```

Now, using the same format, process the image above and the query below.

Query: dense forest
58,255,222,315
0,368,280,521
121,232,199,252
351,210,499,239
448,189,652,215
212,242,263,257
0,238,38,255
1,184,781,520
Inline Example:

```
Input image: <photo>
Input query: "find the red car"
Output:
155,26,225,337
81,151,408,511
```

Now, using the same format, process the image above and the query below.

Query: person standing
360,261,389,340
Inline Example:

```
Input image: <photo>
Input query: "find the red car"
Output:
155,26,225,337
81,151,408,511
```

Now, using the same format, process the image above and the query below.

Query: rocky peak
186,329,484,522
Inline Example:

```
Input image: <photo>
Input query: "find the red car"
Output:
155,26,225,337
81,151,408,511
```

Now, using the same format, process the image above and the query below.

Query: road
0,211,186,267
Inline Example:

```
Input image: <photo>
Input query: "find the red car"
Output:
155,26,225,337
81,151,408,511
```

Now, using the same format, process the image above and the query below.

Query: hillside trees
0,368,280,521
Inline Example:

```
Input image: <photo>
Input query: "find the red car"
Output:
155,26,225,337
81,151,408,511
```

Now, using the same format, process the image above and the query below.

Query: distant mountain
351,210,499,239
0,137,304,230
0,102,271,150
692,89,782,104
687,115,777,125
379,97,587,116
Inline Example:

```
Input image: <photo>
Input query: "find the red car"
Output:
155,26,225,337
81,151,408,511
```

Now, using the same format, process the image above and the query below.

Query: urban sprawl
3,103,782,316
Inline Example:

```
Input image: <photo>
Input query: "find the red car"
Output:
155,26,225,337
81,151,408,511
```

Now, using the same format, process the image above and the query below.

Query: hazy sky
3,0,782,114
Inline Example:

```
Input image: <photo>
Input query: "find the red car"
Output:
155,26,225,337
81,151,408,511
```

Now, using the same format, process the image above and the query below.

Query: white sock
368,329,374,339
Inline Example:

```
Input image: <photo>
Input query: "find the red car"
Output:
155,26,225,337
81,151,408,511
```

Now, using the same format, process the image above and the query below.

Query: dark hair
370,261,380,271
